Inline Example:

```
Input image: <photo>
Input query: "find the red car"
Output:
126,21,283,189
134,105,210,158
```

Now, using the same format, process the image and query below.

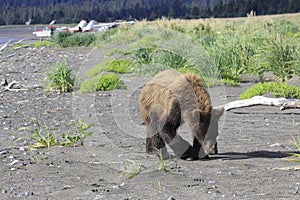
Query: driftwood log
1,79,28,92
224,96,300,111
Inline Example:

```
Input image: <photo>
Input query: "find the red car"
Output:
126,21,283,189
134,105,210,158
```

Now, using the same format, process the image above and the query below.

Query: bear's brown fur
139,70,224,160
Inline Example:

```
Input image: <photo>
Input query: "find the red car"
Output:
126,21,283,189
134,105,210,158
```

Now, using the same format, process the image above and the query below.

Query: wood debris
224,96,300,111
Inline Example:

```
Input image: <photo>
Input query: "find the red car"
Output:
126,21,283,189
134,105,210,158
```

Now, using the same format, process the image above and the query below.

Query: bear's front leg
146,108,169,158
191,138,209,160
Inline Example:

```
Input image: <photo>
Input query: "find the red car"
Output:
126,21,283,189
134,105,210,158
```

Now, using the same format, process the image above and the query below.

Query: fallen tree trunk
224,96,300,111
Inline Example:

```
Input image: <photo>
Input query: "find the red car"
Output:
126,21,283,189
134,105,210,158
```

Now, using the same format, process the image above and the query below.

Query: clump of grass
258,34,299,82
208,35,255,86
96,28,119,44
14,117,94,149
51,32,96,47
80,73,125,93
289,137,300,162
61,117,94,147
45,61,75,92
133,47,155,65
121,159,142,180
15,119,58,148
240,82,300,100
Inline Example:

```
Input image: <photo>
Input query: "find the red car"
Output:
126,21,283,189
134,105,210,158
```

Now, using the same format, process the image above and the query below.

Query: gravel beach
0,28,300,199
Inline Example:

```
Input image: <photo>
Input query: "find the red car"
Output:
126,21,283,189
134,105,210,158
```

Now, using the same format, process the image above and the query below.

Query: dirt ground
0,36,300,200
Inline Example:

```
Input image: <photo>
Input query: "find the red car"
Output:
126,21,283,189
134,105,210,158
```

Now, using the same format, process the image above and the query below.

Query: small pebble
270,143,283,147
18,191,30,197
167,196,176,200
7,160,19,166
294,185,299,194
19,146,26,151
63,185,72,190
0,150,8,155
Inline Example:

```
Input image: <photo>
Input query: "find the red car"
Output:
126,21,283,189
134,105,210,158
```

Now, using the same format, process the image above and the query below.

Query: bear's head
202,106,224,155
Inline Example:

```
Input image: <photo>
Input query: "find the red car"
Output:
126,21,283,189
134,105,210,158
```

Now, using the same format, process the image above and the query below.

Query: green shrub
45,62,75,92
240,82,300,100
97,73,122,91
106,59,132,74
80,73,125,93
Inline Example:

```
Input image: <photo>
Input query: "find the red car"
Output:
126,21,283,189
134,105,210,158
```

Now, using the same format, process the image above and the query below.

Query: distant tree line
0,0,299,25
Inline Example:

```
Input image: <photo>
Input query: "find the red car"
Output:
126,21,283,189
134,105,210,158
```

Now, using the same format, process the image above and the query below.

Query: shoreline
0,25,45,44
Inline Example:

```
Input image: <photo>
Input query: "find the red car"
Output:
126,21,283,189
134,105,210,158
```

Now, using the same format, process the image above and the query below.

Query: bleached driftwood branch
0,38,31,52
0,39,12,52
1,79,28,92
224,96,300,111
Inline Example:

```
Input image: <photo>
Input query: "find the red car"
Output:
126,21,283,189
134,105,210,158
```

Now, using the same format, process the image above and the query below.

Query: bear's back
147,69,181,87
139,70,212,125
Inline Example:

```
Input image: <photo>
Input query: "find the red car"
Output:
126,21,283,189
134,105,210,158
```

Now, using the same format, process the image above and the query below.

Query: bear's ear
211,106,224,120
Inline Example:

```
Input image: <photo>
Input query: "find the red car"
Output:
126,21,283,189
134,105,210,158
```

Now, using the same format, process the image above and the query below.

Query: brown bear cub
138,70,224,160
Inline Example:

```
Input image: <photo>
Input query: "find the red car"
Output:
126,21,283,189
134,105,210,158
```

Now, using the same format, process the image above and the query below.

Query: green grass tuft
14,117,93,149
289,137,300,163
45,61,76,92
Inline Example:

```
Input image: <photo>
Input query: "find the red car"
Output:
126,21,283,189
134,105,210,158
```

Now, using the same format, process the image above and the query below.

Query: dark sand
0,29,300,199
